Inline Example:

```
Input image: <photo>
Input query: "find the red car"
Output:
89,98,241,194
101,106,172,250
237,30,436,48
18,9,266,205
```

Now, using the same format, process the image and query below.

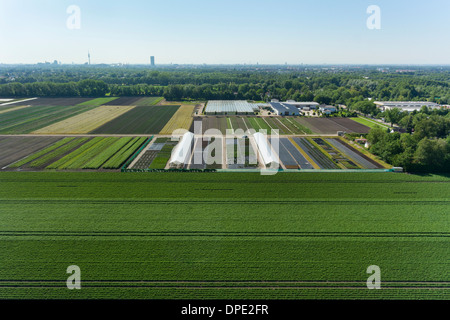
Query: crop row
28,138,89,168
47,137,112,170
103,137,147,169
82,138,134,169
0,105,96,134
296,138,338,169
9,138,75,168
149,142,177,169
159,105,195,135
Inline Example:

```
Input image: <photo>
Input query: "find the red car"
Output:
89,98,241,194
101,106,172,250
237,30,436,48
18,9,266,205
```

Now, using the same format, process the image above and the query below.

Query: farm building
270,102,300,116
205,100,255,115
253,132,279,168
286,102,320,110
169,132,194,167
374,101,440,112
319,105,337,114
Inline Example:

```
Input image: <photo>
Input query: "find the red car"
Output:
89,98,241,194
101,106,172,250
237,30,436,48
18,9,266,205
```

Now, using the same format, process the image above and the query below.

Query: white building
253,132,279,168
319,105,337,114
374,101,440,112
169,132,194,167
286,102,319,110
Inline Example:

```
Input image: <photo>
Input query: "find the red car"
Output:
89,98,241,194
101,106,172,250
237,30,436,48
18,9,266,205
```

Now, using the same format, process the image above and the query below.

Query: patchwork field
105,97,148,106
199,116,315,135
75,97,119,107
296,118,371,134
14,97,95,106
159,104,196,135
0,172,448,299
0,105,98,134
91,106,180,135
0,105,33,115
32,105,135,134
134,97,164,106
4,137,147,170
0,136,62,168
351,116,390,129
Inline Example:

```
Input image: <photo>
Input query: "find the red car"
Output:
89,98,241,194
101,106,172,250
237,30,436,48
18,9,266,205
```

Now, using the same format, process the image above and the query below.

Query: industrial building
374,101,440,112
270,102,300,116
205,101,256,115
286,102,320,110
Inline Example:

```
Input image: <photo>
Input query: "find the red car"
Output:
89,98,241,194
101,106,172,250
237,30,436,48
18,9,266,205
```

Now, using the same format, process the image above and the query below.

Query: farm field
196,116,228,135
292,138,339,169
0,105,98,134
296,118,371,134
75,97,119,107
105,97,148,106
13,97,95,106
91,105,179,134
226,137,258,169
200,116,315,135
150,139,178,169
33,105,135,134
0,172,448,299
3,137,146,170
0,136,62,168
351,116,390,129
278,138,315,169
326,138,384,169
159,104,195,135
134,97,164,106
0,105,33,115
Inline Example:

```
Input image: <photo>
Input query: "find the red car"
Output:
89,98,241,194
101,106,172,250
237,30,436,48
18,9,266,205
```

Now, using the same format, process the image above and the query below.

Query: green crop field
0,105,97,134
351,117,390,129
76,97,119,107
0,172,448,299
135,97,164,106
91,105,180,134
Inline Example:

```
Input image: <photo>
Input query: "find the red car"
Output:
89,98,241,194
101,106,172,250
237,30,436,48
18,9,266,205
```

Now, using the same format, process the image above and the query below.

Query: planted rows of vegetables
9,137,147,170
0,172,448,299
0,105,97,134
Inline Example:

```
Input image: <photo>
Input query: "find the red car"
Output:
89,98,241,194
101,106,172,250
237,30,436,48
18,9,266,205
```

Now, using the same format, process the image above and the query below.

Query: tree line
1,66,449,105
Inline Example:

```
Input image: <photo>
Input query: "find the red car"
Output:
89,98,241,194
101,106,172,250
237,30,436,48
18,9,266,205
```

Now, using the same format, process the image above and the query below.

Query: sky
0,0,449,65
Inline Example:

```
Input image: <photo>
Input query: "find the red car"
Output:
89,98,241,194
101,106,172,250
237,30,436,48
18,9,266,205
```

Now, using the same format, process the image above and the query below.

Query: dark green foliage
0,172,448,299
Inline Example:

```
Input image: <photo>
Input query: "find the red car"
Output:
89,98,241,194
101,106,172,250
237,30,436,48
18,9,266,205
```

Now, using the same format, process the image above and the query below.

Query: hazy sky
0,0,449,64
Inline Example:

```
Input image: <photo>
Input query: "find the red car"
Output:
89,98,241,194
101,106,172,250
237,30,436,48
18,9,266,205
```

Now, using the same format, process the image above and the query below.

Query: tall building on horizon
150,56,155,67
88,51,91,65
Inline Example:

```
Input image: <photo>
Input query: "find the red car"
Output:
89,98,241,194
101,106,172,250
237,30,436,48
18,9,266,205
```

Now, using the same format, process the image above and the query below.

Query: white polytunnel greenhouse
169,132,195,166
253,132,279,167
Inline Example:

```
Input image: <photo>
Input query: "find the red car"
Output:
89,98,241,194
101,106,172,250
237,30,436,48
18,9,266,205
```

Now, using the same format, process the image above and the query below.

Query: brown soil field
104,97,145,106
0,136,62,168
296,118,370,134
15,98,95,106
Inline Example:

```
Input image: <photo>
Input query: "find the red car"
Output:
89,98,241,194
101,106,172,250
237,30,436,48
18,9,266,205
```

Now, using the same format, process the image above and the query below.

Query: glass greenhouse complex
205,100,257,115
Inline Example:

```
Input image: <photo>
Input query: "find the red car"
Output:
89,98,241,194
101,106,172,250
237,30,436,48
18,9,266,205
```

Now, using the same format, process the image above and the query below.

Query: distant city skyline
0,0,449,65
